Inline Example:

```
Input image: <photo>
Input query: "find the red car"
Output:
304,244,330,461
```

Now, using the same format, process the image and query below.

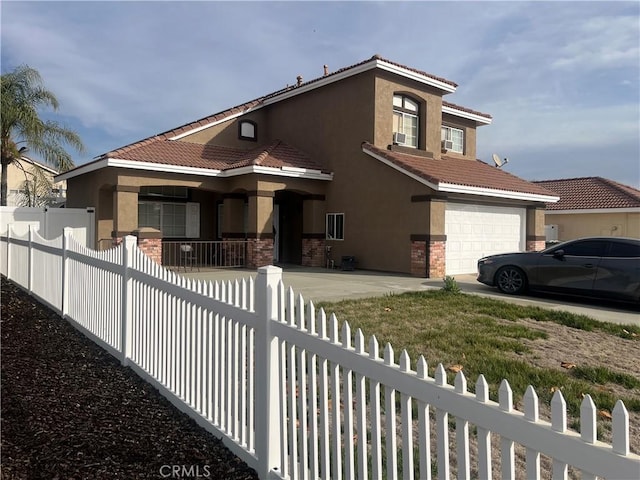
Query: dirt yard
502,317,640,453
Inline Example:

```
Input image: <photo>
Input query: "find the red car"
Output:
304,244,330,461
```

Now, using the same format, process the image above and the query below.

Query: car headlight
478,258,494,266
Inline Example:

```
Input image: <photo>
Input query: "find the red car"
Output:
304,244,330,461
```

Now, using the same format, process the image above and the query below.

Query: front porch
95,176,329,270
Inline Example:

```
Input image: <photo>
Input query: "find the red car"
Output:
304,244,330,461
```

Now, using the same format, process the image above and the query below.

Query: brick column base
526,240,546,252
410,240,427,277
428,240,446,278
247,237,274,268
302,237,326,267
137,237,162,264
135,228,163,265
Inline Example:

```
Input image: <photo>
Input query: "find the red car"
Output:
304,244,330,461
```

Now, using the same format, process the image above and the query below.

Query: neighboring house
534,177,640,241
5,156,67,207
57,55,558,277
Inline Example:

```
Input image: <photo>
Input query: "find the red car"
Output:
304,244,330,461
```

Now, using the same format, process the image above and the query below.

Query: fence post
28,224,35,294
6,224,12,280
120,235,136,366
61,227,71,318
254,265,283,479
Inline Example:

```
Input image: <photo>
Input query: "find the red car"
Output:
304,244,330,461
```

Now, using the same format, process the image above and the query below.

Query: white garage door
445,203,525,275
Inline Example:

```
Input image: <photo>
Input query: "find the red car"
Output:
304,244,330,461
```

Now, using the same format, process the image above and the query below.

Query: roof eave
438,183,559,203
442,105,492,125
55,158,333,182
546,207,640,214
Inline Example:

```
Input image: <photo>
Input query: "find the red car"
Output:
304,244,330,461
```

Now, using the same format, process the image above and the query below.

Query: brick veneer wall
411,239,446,278
302,238,325,267
428,240,446,278
247,238,274,268
526,240,546,252
137,237,162,264
410,240,427,277
111,233,163,264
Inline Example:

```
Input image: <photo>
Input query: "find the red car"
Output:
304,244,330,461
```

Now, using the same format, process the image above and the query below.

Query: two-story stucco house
57,55,558,277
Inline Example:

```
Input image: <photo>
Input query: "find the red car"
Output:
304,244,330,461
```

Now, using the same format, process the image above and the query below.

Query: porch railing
162,240,248,270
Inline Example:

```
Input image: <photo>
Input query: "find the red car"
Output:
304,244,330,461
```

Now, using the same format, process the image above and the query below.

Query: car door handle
582,263,595,268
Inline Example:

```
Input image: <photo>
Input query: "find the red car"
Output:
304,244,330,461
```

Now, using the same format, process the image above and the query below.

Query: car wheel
496,266,527,295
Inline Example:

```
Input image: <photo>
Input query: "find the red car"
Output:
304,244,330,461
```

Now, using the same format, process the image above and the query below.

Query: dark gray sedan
477,237,640,302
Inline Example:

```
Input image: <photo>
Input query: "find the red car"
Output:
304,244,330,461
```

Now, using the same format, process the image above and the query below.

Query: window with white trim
441,125,464,153
138,201,200,238
393,95,419,147
326,213,344,240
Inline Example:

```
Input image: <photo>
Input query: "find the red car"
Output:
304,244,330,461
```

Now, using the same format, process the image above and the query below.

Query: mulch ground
0,277,259,480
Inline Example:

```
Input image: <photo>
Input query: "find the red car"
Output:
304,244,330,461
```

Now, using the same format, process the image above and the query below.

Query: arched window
239,120,257,141
392,94,419,147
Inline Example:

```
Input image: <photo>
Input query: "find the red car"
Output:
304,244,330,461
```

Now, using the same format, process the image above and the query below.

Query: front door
275,191,303,264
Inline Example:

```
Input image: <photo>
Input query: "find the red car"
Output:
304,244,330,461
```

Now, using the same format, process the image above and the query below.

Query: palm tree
1,65,85,206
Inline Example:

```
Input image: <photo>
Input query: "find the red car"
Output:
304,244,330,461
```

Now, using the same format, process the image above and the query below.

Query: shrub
442,275,461,294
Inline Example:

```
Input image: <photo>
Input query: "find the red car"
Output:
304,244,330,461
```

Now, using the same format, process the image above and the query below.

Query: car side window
558,240,606,257
605,241,640,258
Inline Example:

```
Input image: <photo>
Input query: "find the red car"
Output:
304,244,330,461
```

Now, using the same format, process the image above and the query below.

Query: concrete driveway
180,265,639,326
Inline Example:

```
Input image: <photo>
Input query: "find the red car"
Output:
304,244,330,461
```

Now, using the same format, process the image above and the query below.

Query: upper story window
239,120,257,141
393,95,419,148
441,125,464,153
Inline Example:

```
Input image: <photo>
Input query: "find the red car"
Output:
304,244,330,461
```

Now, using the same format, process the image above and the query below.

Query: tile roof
109,139,325,173
362,142,556,197
533,177,640,210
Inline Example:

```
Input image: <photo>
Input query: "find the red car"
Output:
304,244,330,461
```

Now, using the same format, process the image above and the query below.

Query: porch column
220,194,246,266
221,194,246,238
246,191,274,269
409,196,446,278
302,195,326,267
112,185,140,246
134,227,163,264
526,206,546,251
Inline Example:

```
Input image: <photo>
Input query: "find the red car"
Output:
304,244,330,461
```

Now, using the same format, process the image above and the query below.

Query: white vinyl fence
2,226,638,480
0,206,94,254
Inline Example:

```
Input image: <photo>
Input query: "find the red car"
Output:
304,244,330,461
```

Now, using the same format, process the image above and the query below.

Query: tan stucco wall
184,109,270,147
527,207,546,238
545,211,640,240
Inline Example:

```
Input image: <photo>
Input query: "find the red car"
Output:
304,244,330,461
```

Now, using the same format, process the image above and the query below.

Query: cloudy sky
2,1,639,187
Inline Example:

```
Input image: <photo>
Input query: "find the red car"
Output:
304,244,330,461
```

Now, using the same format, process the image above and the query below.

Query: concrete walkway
180,265,639,326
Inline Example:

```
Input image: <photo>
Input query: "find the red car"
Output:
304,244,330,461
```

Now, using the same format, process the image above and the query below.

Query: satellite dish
492,153,509,168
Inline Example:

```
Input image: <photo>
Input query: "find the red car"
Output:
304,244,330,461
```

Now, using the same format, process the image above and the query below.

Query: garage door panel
445,203,525,275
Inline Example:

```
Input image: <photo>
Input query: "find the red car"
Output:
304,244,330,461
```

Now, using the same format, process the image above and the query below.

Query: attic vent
393,132,407,145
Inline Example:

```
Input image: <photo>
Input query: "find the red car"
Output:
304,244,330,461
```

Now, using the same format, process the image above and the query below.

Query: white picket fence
1,225,638,480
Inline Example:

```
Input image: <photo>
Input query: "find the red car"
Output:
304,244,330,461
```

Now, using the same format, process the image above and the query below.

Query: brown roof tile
362,142,556,197
108,139,324,173
533,177,640,210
